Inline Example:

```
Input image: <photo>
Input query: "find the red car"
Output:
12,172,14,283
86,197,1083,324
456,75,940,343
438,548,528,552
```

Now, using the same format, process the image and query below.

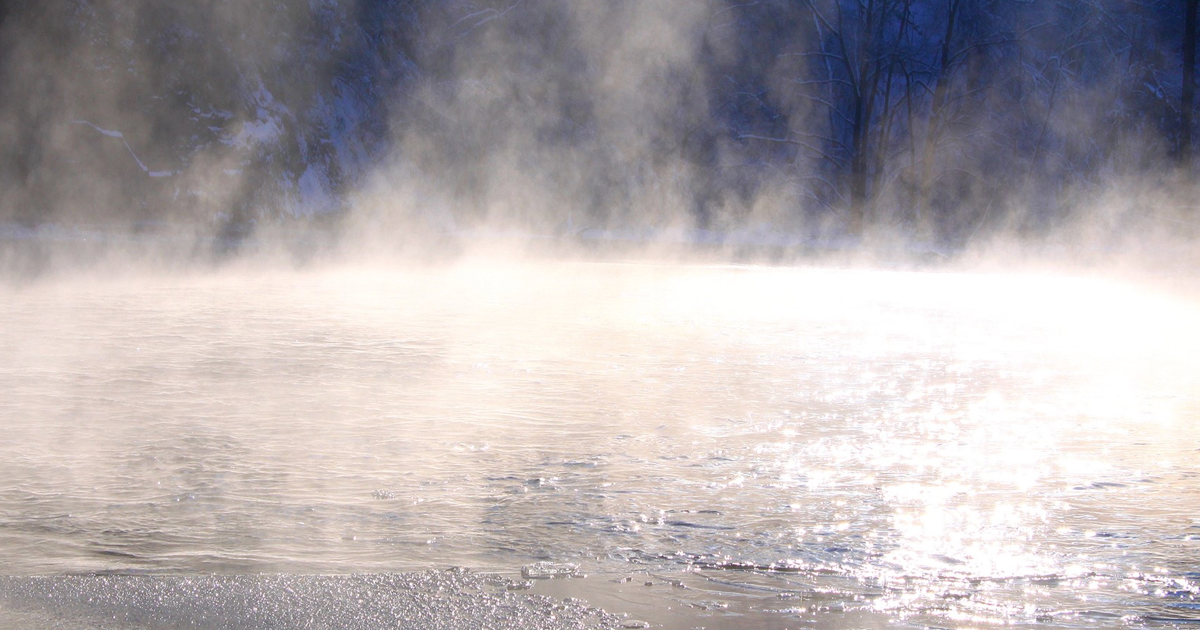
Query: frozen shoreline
0,571,627,630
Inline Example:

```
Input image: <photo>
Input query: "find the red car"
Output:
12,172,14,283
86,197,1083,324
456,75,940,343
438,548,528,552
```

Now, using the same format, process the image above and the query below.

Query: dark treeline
0,0,1196,247
714,0,1198,241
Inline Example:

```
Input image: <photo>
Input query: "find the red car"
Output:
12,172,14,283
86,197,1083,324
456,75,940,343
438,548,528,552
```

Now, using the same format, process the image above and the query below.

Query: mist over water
1,262,1198,627
1,0,1198,269
1,0,1199,628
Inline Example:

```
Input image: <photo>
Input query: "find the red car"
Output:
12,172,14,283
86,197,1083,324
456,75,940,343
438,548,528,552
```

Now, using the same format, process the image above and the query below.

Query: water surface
1,261,1197,628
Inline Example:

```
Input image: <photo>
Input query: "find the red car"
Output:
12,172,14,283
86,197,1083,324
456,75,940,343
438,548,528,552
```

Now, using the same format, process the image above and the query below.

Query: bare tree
1184,0,1198,172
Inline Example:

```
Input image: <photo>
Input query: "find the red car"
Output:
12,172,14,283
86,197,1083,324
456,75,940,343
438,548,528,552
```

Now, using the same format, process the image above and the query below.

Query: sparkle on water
0,260,1197,629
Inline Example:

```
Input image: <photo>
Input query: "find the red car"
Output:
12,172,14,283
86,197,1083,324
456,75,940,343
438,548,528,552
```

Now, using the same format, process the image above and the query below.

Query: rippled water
1,261,1198,628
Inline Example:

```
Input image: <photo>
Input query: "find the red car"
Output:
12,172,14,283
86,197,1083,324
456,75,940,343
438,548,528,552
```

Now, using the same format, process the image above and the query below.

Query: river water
1,260,1198,628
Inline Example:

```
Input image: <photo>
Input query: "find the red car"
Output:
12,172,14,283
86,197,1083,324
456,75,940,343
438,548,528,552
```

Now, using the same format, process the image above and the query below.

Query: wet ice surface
1,261,1199,628
0,570,622,629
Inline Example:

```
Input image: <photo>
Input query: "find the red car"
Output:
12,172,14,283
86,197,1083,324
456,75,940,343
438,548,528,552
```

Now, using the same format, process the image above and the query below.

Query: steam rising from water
1,1,1199,626
1,262,1198,626
1,0,1197,275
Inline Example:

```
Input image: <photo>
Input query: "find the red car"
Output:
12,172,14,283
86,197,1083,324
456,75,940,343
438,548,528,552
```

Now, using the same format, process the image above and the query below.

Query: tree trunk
1183,0,1198,172
915,0,960,238
847,0,880,237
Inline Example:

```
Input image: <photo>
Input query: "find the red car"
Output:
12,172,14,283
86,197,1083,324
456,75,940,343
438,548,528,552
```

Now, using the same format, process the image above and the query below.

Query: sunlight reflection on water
0,261,1197,628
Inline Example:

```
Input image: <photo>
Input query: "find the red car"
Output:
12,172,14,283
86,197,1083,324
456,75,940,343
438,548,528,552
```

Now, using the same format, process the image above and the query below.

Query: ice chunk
521,562,580,579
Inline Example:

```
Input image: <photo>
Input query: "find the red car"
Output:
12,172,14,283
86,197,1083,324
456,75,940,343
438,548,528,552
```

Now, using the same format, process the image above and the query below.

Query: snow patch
72,120,172,176
294,164,337,216
229,78,289,148
233,116,282,148
71,120,123,138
